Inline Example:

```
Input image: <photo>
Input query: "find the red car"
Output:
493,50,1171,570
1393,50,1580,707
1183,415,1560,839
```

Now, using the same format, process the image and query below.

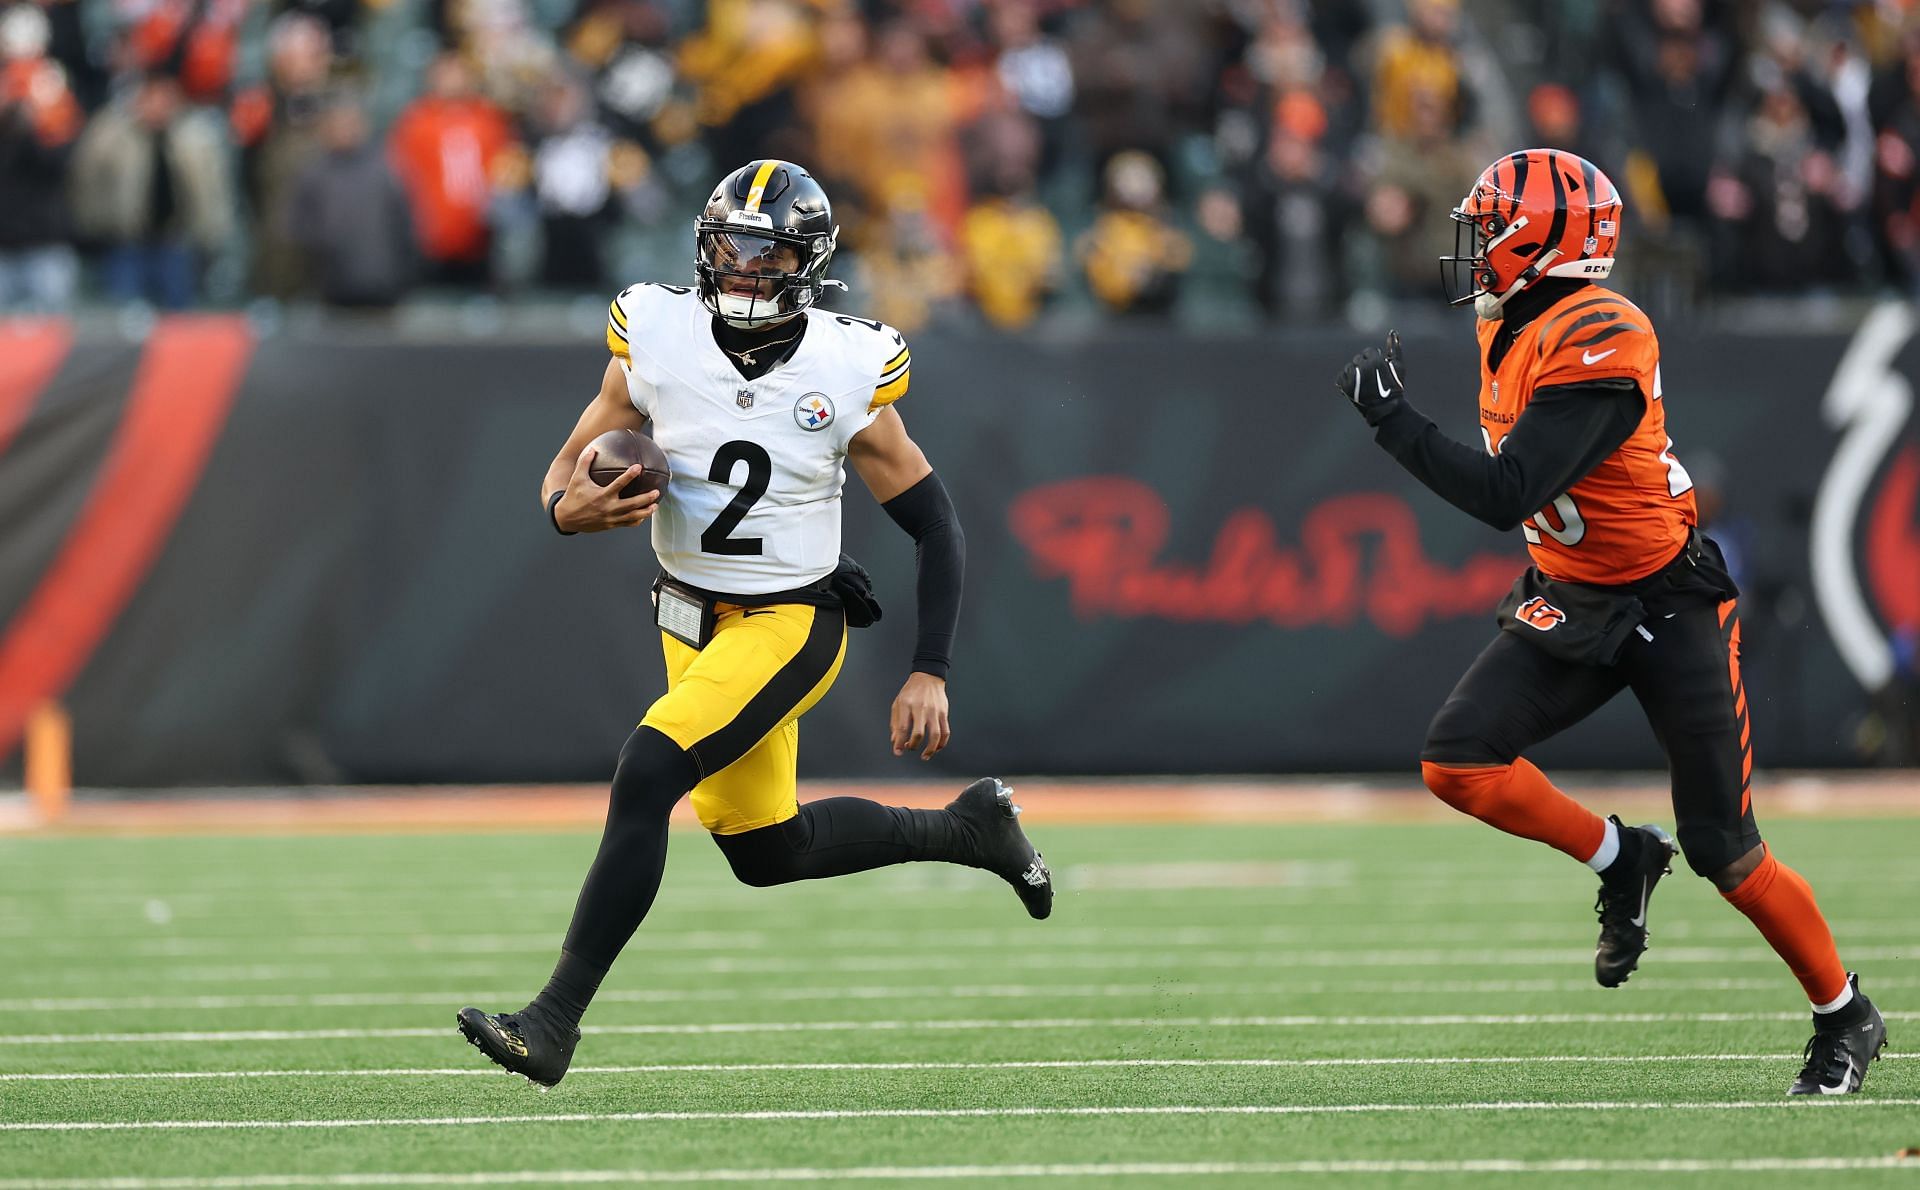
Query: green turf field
2,813,1917,1188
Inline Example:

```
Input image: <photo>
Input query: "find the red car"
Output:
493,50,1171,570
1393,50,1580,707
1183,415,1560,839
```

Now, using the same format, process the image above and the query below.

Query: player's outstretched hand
1336,329,1407,427
889,672,950,760
554,446,660,532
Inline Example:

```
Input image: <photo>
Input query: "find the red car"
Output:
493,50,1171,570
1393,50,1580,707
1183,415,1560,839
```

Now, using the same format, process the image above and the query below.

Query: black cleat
1593,817,1677,988
948,777,1052,920
456,1002,579,1088
1789,974,1887,1096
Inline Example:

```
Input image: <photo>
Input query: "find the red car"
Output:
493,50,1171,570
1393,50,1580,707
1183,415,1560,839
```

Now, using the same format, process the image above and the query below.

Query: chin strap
1475,248,1564,319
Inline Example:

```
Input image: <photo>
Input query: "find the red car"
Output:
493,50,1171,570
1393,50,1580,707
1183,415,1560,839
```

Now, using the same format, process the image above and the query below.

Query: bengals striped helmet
1440,148,1621,317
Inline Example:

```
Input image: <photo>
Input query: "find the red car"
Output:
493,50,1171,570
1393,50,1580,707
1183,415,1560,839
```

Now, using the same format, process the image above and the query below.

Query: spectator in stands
959,107,1061,330
0,2,81,310
1355,82,1480,299
563,0,676,147
1526,82,1585,156
1368,0,1515,145
387,51,515,288
1871,31,1920,288
1708,81,1848,291
69,72,233,309
809,17,964,243
1370,0,1467,139
288,94,415,309
236,12,338,300
523,72,621,290
279,0,367,61
987,0,1074,179
676,0,820,169
1077,149,1191,317
27,0,103,112
121,0,246,106
1211,1,1358,319
852,175,960,334
1611,0,1738,230
1241,98,1341,320
1068,0,1208,189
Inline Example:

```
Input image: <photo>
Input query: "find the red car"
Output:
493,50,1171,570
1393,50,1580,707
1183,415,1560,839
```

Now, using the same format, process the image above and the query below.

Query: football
586,428,671,498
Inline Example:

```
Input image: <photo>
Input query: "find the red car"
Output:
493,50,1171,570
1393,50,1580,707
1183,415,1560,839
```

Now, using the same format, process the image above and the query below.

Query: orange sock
1721,845,1849,1005
1421,759,1608,862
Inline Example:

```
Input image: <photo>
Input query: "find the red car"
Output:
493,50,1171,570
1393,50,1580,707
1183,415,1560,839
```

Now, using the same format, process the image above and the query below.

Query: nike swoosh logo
1819,1056,1857,1094
1630,881,1651,928
1583,348,1617,365
1376,373,1392,399
741,609,775,617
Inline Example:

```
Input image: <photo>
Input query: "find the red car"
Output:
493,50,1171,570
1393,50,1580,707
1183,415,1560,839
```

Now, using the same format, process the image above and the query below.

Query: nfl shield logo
1491,380,1500,404
736,388,755,409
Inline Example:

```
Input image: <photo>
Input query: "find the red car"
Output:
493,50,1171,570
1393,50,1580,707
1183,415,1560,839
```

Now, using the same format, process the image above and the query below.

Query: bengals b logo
1516,596,1566,631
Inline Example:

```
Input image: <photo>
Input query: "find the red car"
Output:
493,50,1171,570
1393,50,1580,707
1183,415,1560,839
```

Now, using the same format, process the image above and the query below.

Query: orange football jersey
1477,286,1697,584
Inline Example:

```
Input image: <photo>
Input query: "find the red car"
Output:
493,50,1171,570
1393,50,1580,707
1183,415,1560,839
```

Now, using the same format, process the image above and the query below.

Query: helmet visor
699,230,804,300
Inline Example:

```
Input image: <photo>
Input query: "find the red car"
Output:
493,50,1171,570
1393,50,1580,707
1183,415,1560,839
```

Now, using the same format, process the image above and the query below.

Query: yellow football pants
640,600,847,835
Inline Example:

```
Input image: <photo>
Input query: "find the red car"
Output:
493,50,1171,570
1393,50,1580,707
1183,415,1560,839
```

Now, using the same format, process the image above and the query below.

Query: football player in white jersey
457,160,1053,1087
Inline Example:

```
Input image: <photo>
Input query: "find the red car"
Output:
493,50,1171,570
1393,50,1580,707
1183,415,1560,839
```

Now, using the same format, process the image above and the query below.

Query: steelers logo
794,392,835,432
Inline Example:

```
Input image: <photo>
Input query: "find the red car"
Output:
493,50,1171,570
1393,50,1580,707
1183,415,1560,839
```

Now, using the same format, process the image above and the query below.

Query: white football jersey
605,282,911,595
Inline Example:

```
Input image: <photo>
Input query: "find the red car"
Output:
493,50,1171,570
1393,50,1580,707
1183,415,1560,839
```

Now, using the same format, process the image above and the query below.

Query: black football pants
1421,597,1761,876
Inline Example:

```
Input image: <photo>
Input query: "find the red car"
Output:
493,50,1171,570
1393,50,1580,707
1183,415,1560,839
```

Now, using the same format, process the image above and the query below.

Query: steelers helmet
695,159,839,328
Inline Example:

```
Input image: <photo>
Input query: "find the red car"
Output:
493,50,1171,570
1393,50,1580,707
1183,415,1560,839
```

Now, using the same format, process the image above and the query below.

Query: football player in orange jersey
1335,148,1887,1094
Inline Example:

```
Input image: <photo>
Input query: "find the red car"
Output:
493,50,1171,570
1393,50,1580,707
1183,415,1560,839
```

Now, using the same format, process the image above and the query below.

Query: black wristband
547,490,577,536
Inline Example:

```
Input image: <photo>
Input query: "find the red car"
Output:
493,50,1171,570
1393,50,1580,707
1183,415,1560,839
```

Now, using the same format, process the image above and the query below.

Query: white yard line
14,1010,1919,1045
4,1052,1914,1082
6,1100,1920,1134
16,973,1920,1013
22,975,1920,1013
9,944,1918,983
5,1159,1920,1187
14,915,1907,946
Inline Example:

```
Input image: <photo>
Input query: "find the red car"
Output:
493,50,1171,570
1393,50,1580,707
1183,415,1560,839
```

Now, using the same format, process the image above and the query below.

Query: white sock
1812,980,1855,1015
1584,818,1621,873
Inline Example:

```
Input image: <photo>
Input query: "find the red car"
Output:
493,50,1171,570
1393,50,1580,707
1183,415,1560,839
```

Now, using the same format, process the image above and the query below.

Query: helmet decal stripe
1580,156,1599,246
1544,160,1569,264
1506,152,1529,221
743,160,781,213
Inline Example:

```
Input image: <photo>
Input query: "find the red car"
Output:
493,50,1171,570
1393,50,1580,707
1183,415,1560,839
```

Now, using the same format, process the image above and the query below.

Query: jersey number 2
701,441,771,555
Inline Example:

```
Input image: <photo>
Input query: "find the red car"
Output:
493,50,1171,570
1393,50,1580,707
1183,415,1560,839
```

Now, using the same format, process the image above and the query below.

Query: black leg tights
533,726,699,1028
711,796,976,887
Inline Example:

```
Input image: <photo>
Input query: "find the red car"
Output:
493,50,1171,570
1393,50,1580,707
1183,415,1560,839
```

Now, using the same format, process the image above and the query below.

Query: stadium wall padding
1,315,1915,786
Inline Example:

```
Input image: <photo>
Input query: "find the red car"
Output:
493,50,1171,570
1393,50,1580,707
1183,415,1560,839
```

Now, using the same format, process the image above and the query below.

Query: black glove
1336,330,1407,426
829,552,883,628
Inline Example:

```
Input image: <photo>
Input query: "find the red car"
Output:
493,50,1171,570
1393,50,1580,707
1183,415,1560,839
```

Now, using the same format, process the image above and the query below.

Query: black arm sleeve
880,471,965,680
1368,380,1645,531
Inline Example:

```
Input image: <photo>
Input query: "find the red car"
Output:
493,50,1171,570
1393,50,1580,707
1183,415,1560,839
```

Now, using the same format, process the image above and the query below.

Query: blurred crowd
6,0,1920,328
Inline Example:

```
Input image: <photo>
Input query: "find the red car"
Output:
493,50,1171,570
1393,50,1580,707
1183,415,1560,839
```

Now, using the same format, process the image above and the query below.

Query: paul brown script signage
1008,476,1521,638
